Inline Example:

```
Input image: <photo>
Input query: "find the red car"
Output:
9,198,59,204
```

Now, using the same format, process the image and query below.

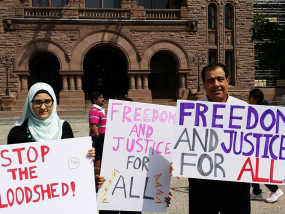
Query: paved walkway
0,116,284,214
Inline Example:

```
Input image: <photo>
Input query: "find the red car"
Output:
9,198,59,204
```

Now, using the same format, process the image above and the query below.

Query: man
89,92,106,192
188,64,250,214
89,91,106,138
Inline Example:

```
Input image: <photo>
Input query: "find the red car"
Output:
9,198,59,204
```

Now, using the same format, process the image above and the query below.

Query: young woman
7,82,95,155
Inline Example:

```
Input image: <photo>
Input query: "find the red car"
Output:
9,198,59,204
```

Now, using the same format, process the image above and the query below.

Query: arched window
225,4,233,29
137,0,182,9
208,4,217,29
85,0,120,8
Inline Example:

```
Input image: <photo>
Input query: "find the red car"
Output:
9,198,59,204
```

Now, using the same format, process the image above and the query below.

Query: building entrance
83,45,129,99
29,51,61,101
149,51,178,99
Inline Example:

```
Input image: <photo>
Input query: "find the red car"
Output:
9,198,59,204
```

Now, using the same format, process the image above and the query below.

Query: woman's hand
87,148,95,160
96,175,106,190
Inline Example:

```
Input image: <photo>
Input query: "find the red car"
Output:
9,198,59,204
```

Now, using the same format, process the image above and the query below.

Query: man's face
203,66,229,102
95,95,104,106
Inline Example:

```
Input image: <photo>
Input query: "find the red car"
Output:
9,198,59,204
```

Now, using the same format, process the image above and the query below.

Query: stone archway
13,40,70,109
15,39,69,72
140,41,190,100
29,51,61,101
70,31,139,71
70,31,140,102
141,40,189,70
83,44,129,99
14,40,69,95
149,51,179,99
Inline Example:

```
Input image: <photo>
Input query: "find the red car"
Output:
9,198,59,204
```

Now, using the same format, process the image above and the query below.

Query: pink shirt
89,104,106,135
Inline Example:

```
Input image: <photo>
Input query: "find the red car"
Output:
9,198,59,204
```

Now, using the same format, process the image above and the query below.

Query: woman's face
31,93,53,120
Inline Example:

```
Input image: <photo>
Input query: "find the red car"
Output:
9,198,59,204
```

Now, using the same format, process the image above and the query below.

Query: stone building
0,0,254,113
254,0,285,105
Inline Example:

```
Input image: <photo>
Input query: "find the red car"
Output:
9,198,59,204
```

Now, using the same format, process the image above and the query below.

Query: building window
137,0,182,9
208,50,217,65
51,0,68,7
225,50,235,84
32,0,68,7
33,0,49,7
208,4,217,29
85,0,121,8
225,4,233,29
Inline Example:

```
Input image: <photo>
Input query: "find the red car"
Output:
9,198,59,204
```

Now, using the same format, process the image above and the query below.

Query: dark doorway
149,51,178,99
29,51,61,102
83,45,129,99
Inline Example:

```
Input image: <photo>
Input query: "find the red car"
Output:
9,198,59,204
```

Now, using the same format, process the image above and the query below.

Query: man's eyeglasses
32,99,53,107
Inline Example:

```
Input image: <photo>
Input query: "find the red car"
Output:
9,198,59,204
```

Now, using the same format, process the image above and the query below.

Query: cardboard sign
0,137,97,213
173,100,285,185
98,100,175,212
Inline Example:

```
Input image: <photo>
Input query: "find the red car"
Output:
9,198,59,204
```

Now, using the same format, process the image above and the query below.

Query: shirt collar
206,94,229,103
92,104,104,110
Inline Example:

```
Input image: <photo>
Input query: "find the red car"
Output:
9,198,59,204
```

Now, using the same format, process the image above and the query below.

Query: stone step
152,99,177,106
0,111,22,118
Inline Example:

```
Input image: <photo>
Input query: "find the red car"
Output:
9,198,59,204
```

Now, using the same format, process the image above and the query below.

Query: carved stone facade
0,0,254,112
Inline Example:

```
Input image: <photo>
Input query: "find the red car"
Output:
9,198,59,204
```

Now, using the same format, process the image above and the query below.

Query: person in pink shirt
89,91,106,137
89,92,106,190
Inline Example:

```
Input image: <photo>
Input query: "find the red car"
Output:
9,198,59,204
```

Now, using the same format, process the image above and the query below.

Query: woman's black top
7,120,74,144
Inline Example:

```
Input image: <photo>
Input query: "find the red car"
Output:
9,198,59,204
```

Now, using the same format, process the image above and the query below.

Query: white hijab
15,82,64,142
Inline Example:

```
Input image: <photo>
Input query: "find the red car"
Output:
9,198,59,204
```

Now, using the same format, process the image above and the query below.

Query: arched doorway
29,51,62,101
83,45,129,99
149,51,178,99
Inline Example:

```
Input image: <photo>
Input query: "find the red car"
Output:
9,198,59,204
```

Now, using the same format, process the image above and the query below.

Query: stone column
136,74,142,89
129,74,135,89
69,76,75,90
76,75,82,90
21,76,28,91
179,73,186,89
143,74,149,89
62,75,68,91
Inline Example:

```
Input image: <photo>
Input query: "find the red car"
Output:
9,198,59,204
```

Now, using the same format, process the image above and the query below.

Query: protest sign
0,137,97,213
173,100,285,185
97,100,175,212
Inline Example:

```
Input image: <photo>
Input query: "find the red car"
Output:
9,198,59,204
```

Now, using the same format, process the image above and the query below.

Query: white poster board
98,100,175,212
173,100,285,185
0,137,97,213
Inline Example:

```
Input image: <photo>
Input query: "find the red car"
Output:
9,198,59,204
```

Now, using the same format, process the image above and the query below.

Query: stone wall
0,0,254,111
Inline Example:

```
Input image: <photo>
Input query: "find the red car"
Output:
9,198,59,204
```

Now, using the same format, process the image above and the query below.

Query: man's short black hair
201,63,228,82
90,91,103,104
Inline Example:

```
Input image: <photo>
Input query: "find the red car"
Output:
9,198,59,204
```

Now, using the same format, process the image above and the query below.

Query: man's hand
165,191,172,207
169,162,173,176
